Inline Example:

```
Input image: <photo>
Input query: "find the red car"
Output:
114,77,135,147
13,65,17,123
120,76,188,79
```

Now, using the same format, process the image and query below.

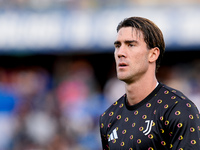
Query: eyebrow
114,40,138,45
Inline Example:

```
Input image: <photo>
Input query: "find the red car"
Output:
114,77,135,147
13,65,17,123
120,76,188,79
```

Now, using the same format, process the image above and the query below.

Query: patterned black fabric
100,83,200,150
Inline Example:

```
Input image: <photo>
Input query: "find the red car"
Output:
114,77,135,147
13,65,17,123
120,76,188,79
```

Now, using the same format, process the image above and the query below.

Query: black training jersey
100,83,200,150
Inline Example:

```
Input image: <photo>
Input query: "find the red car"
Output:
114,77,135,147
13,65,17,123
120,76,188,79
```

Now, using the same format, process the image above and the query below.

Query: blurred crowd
0,56,199,150
0,57,124,150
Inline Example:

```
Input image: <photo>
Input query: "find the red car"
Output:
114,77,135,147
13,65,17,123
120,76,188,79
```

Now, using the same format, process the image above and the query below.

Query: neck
125,75,158,106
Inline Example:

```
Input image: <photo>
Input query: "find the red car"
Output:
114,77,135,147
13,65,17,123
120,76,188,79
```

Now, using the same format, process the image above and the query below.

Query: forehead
116,27,144,41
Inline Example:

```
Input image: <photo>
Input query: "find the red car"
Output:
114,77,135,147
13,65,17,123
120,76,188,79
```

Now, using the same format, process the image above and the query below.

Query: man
100,17,200,150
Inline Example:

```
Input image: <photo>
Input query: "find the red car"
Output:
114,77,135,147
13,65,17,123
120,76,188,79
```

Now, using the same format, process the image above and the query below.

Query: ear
148,47,160,63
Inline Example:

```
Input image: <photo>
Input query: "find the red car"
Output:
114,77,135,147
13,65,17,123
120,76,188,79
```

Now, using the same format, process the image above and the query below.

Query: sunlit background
0,0,200,150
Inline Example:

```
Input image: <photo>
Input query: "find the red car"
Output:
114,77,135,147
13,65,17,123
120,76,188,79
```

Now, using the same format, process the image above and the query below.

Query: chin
117,73,134,83
117,75,127,82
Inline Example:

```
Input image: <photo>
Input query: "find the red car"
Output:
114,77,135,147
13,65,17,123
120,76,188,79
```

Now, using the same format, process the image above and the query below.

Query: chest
107,107,167,150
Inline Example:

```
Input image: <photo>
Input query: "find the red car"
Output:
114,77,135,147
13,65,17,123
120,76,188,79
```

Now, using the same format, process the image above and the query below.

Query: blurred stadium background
0,0,200,150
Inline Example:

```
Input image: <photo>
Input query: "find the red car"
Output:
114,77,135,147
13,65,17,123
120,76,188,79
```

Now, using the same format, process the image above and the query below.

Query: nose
116,45,127,58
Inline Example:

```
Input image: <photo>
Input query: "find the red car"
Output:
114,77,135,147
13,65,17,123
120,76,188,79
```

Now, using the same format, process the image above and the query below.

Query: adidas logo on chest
108,128,118,141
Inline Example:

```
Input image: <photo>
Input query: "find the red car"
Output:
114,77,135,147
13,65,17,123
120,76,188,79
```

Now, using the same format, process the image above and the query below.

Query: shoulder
159,83,189,100
100,94,125,122
157,83,197,106
157,83,200,122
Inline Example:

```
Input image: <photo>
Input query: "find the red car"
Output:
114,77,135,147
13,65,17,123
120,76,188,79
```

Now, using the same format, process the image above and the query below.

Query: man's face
114,27,151,84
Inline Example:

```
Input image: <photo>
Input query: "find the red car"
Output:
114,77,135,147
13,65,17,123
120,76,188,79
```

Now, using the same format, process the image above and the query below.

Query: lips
118,62,128,68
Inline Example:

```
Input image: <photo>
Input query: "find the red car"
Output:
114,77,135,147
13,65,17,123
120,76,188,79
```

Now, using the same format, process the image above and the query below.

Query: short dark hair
117,17,165,71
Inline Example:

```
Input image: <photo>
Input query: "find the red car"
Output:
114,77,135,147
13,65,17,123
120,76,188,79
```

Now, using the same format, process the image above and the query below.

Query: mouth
118,62,128,68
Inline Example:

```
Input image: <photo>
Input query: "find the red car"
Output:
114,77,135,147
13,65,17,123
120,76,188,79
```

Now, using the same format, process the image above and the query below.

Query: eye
114,44,120,48
128,44,134,47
